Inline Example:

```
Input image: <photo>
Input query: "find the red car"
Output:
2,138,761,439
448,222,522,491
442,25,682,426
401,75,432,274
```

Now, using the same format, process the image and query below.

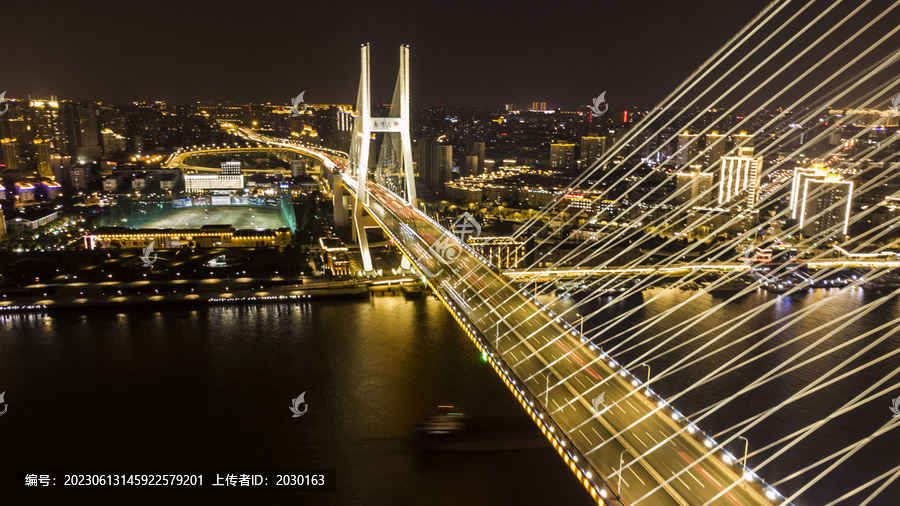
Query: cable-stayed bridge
171,3,900,502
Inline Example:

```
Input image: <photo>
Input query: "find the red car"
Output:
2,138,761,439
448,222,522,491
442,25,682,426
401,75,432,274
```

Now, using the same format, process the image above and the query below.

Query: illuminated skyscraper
703,132,726,168
465,140,485,175
550,143,576,170
28,97,67,153
33,139,53,178
580,136,607,168
1,138,20,172
717,147,762,207
675,131,700,166
675,165,715,206
790,165,853,238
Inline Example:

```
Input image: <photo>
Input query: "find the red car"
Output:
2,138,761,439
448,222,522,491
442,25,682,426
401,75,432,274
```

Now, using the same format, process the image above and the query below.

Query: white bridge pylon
350,44,416,272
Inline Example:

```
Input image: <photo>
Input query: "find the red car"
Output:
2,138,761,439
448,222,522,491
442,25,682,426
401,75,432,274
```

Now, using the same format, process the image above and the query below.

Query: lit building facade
718,147,762,207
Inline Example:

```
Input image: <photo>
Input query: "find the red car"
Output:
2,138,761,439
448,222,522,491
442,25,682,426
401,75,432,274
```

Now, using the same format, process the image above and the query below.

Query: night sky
5,1,898,109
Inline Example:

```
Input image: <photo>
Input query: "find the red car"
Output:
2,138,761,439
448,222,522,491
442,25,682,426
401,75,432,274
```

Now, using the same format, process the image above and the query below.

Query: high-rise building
675,165,715,206
1,138,20,172
417,137,452,189
790,165,853,238
28,97,67,154
465,140,485,175
438,145,453,187
789,166,825,219
718,147,762,207
703,132,726,168
101,129,126,157
580,136,607,168
69,166,89,189
33,139,53,178
531,102,547,111
550,143,576,171
465,155,480,177
731,131,753,153
675,131,700,166
64,102,102,162
50,155,71,184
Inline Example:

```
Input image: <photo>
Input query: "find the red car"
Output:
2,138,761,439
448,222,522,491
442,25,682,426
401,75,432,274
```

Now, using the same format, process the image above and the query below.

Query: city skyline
6,1,898,108
3,2,900,504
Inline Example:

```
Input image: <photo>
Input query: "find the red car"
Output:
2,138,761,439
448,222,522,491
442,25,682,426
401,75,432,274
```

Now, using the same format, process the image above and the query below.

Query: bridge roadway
213,131,785,505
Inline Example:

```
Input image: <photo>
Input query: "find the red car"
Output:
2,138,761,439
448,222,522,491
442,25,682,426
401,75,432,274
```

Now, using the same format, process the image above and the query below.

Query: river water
1,286,898,505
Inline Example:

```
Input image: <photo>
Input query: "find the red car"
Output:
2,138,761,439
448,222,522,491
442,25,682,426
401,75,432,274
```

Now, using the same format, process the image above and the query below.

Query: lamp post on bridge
545,371,554,405
738,435,749,470
576,313,583,335
617,448,633,492
637,363,650,385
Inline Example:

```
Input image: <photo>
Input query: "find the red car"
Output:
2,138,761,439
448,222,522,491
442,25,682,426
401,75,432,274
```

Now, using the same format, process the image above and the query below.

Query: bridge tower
350,44,416,272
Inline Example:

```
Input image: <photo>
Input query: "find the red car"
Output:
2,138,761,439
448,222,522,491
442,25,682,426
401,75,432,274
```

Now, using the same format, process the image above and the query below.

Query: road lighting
738,435,749,469
637,363,650,385
618,449,632,491
545,371,553,405
576,313,583,334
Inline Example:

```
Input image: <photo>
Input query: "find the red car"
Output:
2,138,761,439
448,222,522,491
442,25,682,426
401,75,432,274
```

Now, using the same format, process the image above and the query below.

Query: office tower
675,165,715,206
63,102,102,162
675,131,700,166
789,166,825,219
418,137,438,188
731,131,753,152
798,176,853,238
101,129,126,157
34,139,53,178
28,97,68,154
69,166,89,189
51,155,71,184
790,165,853,238
703,132,726,168
418,137,452,189
580,136,606,168
465,155,479,177
531,102,547,111
550,143,576,171
1,138,20,172
438,145,453,187
465,140,485,175
718,147,763,207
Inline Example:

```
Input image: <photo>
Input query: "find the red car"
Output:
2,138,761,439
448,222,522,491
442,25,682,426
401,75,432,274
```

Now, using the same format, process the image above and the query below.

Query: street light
576,313,583,335
618,449,632,492
738,435,749,469
637,363,651,385
545,371,553,405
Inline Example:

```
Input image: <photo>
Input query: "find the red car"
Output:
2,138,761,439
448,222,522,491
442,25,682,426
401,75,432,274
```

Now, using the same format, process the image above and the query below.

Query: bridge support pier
333,173,347,227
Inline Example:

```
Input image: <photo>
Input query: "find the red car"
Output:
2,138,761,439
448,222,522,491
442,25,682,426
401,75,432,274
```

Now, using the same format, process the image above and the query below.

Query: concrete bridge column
333,173,347,227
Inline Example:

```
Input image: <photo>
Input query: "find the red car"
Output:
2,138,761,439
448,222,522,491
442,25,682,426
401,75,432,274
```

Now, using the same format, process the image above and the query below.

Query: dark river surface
1,285,898,505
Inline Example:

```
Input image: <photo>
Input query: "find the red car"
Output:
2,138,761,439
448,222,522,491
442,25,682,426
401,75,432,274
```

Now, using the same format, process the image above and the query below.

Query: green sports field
138,206,287,230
